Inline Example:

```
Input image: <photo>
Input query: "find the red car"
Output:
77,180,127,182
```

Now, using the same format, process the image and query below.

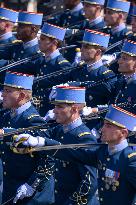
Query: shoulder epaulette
103,26,108,29
126,31,133,36
78,132,91,137
128,152,136,158
58,60,69,64
102,70,112,75
12,40,23,44
37,50,41,53
103,26,111,29
27,114,40,120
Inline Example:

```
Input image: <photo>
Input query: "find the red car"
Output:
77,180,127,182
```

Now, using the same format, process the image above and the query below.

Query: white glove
13,183,35,203
15,134,45,147
43,109,56,121
102,54,116,65
81,106,92,117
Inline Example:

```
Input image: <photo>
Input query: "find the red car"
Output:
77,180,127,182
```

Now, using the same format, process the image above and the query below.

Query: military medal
105,169,120,191
114,181,119,187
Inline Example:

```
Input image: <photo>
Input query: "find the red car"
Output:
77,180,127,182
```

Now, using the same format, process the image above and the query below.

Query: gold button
100,198,103,201
2,151,4,154
101,187,104,191
0,141,3,144
4,172,6,175
102,177,104,181
55,190,58,194
107,158,110,161
55,179,58,183
55,168,59,172
103,167,106,170
3,162,5,165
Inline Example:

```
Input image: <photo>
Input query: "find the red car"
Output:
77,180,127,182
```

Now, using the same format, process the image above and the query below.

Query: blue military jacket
47,2,85,27
50,142,136,205
41,118,99,205
0,102,55,205
0,38,39,62
74,17,105,30
0,38,40,90
66,60,117,106
102,25,128,54
9,49,72,116
0,33,17,78
113,74,136,108
0,31,16,45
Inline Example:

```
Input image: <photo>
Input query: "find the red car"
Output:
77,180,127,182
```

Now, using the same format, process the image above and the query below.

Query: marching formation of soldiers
0,0,136,205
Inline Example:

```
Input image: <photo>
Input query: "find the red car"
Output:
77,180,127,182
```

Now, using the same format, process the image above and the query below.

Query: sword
10,141,136,155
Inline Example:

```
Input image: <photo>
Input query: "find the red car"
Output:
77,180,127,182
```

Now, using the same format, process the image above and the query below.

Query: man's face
53,104,73,125
101,120,127,144
17,23,33,41
39,34,54,53
104,9,121,27
118,53,136,74
0,19,7,33
81,44,99,62
84,3,100,19
2,86,20,109
131,16,136,33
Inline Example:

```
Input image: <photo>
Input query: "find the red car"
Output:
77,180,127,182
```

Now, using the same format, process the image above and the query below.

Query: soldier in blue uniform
0,72,55,205
16,96,136,205
91,40,136,119
47,0,85,27
0,7,18,45
74,0,105,30
21,23,72,116
103,0,130,54
16,86,99,205
64,0,106,63
0,11,43,62
113,40,136,108
66,29,117,107
127,5,136,41
0,11,43,91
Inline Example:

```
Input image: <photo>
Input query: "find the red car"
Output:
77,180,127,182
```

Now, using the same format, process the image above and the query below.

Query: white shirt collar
108,139,128,155
23,38,38,49
111,23,126,34
45,49,60,62
0,32,12,40
16,101,31,115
